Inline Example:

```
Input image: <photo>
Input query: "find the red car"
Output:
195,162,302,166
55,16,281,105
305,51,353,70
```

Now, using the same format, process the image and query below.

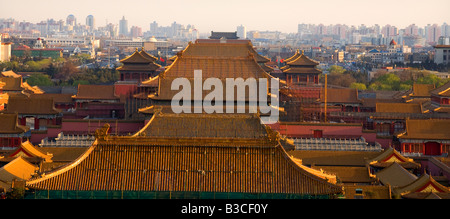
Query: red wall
115,84,138,96
267,122,392,148
29,119,145,144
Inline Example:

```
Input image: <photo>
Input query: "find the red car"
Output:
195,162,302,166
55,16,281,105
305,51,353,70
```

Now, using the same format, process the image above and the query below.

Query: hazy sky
1,0,449,33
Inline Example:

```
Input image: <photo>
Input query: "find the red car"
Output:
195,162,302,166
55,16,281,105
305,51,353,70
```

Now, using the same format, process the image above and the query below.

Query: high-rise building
405,24,419,36
66,14,76,26
382,24,398,37
333,24,347,40
130,26,143,38
316,24,326,35
426,24,441,43
86,15,95,31
150,21,158,34
442,22,450,37
373,24,381,35
297,23,308,35
119,16,129,36
237,24,246,39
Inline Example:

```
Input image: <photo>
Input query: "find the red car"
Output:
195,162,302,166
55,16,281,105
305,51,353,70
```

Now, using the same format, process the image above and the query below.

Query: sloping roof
320,88,361,104
22,82,44,94
2,140,53,163
410,84,435,97
375,102,424,114
285,51,319,66
116,48,161,72
72,85,119,100
139,48,157,62
1,70,21,78
133,112,269,139
0,113,29,134
283,50,301,63
155,55,270,101
430,81,450,97
0,74,44,94
26,123,343,195
161,55,267,79
375,162,418,187
0,76,23,91
179,41,270,63
397,119,450,140
119,48,155,64
0,156,38,183
4,96,61,115
394,174,450,195
367,147,420,169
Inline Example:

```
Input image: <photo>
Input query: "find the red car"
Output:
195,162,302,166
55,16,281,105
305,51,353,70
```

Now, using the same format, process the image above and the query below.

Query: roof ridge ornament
95,124,110,141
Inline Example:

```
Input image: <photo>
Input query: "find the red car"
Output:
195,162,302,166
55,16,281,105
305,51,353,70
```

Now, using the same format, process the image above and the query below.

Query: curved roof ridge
283,49,301,63
277,144,342,192
0,156,39,182
139,47,157,62
286,52,319,66
119,48,154,63
367,147,415,164
26,141,97,186
395,173,450,195
375,162,418,187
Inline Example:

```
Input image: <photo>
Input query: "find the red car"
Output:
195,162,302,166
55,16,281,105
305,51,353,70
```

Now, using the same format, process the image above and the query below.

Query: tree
328,65,346,74
55,61,78,81
326,72,356,87
370,73,401,90
350,82,367,90
416,74,449,88
25,73,53,86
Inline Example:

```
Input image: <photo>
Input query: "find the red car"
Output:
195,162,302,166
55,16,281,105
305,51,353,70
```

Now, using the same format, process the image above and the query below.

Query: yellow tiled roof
398,119,450,140
376,102,424,114
0,156,38,182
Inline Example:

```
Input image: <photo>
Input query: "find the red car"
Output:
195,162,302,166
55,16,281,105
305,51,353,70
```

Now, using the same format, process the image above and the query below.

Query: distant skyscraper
333,24,347,40
316,24,326,35
130,26,142,38
66,14,76,26
119,16,129,36
442,22,450,37
150,21,158,34
86,15,95,31
405,24,419,36
237,25,246,39
426,24,441,43
373,24,381,35
382,24,397,37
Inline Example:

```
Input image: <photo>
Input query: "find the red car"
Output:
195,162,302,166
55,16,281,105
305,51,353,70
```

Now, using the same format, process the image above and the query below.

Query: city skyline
1,0,449,33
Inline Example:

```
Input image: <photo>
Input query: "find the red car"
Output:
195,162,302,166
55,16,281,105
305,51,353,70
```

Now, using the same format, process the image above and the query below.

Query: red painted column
390,122,394,135
34,117,39,130
21,117,26,126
